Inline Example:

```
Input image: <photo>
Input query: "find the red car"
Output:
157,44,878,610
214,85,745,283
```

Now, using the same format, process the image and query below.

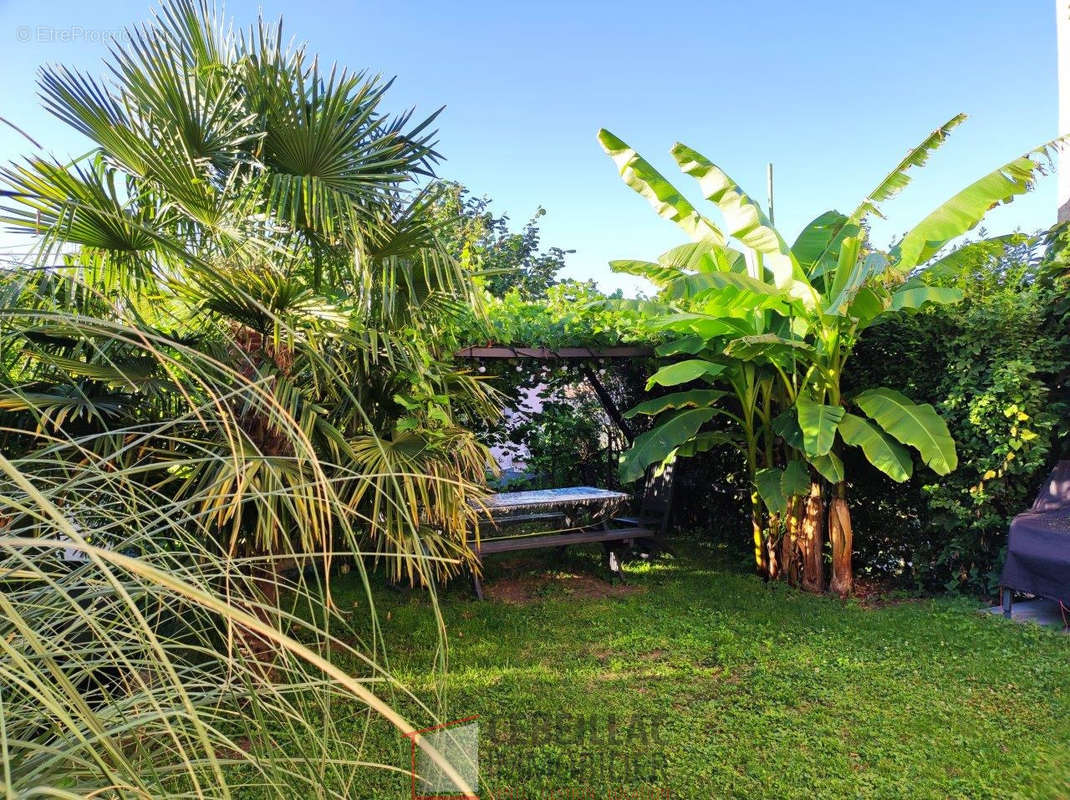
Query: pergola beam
455,345,651,360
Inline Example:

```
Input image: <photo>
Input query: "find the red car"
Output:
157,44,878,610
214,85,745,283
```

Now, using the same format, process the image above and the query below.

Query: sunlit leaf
838,412,913,482
853,387,957,474
619,407,715,483
795,395,844,457
810,451,844,484
645,359,726,389
598,129,725,244
896,137,1066,271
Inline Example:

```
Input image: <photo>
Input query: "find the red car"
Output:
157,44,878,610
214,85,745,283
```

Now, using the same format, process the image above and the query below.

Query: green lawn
325,537,1070,799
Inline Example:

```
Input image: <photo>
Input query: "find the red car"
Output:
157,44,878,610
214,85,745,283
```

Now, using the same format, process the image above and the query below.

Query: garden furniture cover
1000,461,1070,605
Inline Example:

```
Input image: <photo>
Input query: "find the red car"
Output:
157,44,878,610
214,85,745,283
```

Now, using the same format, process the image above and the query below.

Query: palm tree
0,0,498,584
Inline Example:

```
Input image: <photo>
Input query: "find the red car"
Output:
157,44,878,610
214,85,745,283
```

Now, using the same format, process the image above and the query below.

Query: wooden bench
467,526,653,600
483,511,567,527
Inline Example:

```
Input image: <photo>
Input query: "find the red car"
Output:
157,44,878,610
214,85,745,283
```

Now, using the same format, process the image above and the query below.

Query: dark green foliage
670,442,751,532
846,234,1070,594
476,356,651,492
510,396,620,488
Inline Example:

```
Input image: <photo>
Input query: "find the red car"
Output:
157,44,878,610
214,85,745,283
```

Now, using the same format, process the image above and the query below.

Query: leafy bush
431,181,571,299
846,234,1070,594
473,353,651,490
460,279,652,349
508,388,626,490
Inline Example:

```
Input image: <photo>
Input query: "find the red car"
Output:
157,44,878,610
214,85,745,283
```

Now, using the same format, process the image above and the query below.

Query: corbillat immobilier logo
405,715,480,799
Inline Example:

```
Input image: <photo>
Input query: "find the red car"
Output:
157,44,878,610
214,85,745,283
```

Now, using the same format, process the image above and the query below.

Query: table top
482,486,629,512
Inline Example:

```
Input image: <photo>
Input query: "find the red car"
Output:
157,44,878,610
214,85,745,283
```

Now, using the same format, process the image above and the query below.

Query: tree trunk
800,480,825,593
750,490,768,579
765,513,781,581
223,556,285,675
780,496,804,587
828,482,853,597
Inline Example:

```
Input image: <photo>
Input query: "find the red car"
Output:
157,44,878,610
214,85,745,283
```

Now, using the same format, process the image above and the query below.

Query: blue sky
0,0,1059,294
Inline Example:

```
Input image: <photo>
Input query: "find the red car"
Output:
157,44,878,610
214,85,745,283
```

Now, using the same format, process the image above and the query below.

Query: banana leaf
597,129,724,244
889,283,964,312
619,407,715,483
645,359,726,389
624,389,728,419
795,395,845,457
755,467,787,515
853,387,957,474
896,137,1066,271
810,451,844,484
838,412,913,482
671,143,813,301
807,114,966,271
781,459,811,497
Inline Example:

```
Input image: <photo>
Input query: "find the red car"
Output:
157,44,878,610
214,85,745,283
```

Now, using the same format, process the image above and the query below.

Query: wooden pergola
454,345,653,442
456,344,667,599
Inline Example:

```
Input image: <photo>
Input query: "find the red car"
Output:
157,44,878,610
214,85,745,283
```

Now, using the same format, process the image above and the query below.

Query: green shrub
510,395,619,488
459,279,651,349
846,234,1069,593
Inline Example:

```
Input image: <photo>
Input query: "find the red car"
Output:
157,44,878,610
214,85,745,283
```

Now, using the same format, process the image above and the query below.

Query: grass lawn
323,537,1070,799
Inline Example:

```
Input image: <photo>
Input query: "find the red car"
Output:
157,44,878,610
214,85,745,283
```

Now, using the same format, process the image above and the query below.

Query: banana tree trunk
800,479,825,593
765,513,781,581
750,490,768,578
828,482,853,597
780,495,804,586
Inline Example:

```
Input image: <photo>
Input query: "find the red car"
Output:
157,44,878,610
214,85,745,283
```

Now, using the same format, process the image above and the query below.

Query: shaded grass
321,537,1070,799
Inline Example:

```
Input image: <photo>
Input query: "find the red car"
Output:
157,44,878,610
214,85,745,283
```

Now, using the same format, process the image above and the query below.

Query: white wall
1059,1,1070,220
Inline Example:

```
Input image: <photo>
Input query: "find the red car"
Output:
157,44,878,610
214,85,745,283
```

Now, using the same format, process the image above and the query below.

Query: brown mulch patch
637,648,667,661
851,576,923,608
484,572,641,604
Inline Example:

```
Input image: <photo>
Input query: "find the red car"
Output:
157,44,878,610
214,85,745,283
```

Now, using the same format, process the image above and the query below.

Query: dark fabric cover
1028,461,1070,513
1000,461,1070,604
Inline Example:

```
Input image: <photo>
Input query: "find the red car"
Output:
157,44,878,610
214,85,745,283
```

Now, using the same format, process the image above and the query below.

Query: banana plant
601,130,813,578
600,115,1064,595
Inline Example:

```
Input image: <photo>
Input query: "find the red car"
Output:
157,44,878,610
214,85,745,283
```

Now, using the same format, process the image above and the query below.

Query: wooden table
481,485,626,514
467,486,650,600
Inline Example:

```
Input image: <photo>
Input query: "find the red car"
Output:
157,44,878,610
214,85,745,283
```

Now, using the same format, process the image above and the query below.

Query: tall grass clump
0,293,475,796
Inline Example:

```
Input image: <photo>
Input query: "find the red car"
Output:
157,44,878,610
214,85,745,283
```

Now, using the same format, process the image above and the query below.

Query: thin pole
766,162,775,226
